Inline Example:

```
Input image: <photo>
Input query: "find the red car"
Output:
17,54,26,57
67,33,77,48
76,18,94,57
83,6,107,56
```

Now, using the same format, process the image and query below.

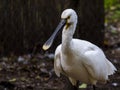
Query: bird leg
73,81,79,90
93,85,96,90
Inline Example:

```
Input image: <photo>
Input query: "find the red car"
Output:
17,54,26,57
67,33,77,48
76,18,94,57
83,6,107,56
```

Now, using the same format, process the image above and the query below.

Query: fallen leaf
79,83,87,88
9,78,17,82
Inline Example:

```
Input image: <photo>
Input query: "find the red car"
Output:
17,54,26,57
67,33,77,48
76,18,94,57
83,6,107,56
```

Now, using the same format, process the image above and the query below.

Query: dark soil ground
0,30,120,90
0,50,120,90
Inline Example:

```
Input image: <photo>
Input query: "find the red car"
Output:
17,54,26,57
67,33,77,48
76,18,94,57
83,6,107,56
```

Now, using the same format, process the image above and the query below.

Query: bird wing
72,39,116,83
54,45,62,77
83,47,109,82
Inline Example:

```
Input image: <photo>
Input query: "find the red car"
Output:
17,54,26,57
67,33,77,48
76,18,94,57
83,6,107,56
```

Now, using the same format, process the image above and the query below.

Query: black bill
42,19,66,50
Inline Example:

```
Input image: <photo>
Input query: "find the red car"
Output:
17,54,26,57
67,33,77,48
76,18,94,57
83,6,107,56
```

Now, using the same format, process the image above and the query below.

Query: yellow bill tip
42,45,50,50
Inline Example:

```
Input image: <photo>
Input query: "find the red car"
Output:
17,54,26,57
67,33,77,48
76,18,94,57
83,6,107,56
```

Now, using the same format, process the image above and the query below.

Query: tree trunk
78,0,104,48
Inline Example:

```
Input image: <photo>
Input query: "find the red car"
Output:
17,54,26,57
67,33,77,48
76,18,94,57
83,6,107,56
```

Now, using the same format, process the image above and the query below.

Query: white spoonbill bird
42,9,117,89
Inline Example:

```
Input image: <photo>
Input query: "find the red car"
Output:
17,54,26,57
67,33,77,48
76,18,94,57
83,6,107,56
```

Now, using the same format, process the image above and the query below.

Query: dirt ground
0,24,120,90
0,43,120,90
0,49,120,90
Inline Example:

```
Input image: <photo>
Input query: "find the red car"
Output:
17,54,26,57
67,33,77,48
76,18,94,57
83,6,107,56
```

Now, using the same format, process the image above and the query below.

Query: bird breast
60,50,91,84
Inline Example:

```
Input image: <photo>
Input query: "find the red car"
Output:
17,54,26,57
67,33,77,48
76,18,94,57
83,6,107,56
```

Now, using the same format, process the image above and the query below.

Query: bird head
42,9,77,50
61,9,77,26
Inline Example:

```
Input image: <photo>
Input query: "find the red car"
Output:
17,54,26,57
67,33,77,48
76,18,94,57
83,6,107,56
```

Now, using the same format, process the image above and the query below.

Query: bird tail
106,60,117,75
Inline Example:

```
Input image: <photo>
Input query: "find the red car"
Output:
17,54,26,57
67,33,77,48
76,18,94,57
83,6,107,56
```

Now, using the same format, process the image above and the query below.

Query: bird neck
62,23,76,52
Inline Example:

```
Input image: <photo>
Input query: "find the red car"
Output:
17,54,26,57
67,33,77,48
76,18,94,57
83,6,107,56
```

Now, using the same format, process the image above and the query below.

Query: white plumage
43,9,117,86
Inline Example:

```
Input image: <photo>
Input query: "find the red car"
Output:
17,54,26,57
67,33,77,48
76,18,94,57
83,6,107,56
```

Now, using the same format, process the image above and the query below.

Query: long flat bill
42,19,66,50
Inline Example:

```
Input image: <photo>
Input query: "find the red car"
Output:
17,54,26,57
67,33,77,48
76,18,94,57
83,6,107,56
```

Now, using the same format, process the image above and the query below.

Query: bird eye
67,16,70,19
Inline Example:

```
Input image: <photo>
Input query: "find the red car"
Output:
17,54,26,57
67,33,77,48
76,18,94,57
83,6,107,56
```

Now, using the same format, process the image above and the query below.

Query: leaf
20,77,27,81
35,75,41,80
79,83,87,88
9,78,17,82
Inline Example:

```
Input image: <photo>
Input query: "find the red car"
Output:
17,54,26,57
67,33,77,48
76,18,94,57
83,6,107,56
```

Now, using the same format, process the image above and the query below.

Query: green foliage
104,0,119,10
112,10,120,20
105,0,120,23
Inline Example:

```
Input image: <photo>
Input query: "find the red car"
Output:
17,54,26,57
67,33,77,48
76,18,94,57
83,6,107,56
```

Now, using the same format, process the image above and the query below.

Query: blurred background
0,0,120,90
